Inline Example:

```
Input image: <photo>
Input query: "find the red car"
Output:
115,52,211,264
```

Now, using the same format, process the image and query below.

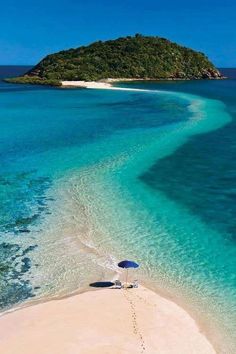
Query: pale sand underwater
0,286,215,354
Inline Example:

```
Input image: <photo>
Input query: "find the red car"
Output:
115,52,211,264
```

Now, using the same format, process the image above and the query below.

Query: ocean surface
0,66,236,352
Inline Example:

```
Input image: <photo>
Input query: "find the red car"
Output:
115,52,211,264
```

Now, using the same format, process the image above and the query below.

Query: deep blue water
0,66,236,351
134,72,236,243
116,69,236,252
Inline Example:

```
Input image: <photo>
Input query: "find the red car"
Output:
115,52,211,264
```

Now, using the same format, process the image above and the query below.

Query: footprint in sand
123,290,146,353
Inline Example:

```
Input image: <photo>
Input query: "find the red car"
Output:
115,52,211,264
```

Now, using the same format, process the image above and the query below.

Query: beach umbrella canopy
118,260,139,287
118,260,139,269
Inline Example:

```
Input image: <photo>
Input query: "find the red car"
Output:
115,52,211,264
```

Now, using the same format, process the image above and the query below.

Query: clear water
0,67,235,352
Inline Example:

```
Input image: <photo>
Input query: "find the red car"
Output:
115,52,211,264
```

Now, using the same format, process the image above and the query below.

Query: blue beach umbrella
118,260,139,286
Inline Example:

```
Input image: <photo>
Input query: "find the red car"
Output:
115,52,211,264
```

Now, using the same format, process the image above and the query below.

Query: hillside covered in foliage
6,35,222,85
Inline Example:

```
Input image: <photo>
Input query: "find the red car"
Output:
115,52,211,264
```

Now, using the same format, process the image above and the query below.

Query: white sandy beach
60,78,189,89
61,79,144,90
0,285,215,354
61,80,114,89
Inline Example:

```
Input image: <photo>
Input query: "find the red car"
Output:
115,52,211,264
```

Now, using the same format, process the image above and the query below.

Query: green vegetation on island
5,34,222,85
4,76,62,86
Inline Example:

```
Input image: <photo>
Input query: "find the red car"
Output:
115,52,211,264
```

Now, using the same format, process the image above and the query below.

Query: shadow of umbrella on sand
118,260,139,287
89,281,114,288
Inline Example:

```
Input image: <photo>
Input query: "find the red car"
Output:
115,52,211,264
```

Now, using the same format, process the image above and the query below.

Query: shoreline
4,75,226,87
0,284,215,354
61,80,114,89
60,77,226,89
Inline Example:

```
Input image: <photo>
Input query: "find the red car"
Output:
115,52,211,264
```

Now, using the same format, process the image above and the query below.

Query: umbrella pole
125,268,128,289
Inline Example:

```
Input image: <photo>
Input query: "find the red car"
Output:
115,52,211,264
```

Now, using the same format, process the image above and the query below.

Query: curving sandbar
0,286,215,354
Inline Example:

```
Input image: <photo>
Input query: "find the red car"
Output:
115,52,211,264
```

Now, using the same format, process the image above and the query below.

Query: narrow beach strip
61,80,114,89
61,80,150,91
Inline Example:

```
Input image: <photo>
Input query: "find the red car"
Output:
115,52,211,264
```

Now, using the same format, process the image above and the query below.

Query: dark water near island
0,66,236,352
137,69,236,242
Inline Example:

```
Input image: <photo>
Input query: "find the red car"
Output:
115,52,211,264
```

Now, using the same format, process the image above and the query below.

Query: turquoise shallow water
0,68,236,352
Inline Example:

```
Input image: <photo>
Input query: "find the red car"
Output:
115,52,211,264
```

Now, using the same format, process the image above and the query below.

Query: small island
5,34,223,86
